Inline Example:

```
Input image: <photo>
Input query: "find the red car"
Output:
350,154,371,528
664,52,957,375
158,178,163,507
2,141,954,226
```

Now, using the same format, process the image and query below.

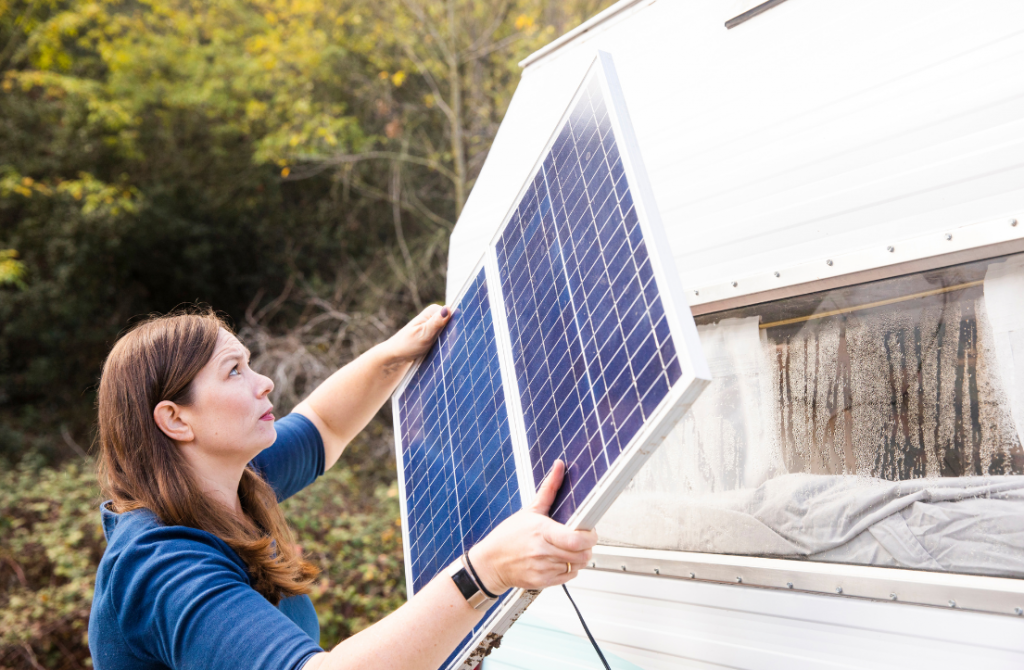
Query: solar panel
393,52,710,670
394,264,522,669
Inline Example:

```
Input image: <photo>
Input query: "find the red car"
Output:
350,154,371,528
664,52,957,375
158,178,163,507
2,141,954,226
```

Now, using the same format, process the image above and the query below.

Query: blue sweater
89,413,327,670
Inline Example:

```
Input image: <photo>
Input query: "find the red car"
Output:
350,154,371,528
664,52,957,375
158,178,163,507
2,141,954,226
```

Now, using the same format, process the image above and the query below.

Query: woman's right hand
467,460,598,594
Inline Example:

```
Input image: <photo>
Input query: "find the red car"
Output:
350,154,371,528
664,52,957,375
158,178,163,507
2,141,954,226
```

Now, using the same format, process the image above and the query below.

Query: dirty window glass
600,253,1024,578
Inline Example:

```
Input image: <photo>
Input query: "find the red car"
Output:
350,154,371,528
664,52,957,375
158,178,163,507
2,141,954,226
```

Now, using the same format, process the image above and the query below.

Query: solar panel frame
391,257,540,670
487,51,709,532
391,52,710,670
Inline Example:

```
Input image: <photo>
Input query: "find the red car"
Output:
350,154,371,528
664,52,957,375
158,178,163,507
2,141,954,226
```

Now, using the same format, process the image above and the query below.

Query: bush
0,424,405,668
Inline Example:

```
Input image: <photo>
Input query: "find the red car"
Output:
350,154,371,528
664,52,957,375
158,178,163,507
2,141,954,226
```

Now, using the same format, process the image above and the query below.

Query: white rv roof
447,0,1024,307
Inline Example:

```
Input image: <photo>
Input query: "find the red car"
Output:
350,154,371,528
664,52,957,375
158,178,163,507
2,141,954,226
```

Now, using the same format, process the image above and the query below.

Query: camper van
445,1,1024,668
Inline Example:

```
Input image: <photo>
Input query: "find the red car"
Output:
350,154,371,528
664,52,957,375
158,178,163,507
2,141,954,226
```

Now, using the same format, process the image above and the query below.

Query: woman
88,306,596,670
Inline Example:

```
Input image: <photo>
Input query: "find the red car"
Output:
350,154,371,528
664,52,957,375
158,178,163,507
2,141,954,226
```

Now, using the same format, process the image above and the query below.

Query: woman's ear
154,400,194,443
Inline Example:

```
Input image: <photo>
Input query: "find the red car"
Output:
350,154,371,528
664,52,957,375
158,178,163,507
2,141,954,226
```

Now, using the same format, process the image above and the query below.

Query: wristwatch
448,555,497,610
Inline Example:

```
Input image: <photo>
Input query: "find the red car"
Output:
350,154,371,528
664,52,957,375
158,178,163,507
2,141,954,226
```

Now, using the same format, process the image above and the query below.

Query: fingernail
440,307,450,318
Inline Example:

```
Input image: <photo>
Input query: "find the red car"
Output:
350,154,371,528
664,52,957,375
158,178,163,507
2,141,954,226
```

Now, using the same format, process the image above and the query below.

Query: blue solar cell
495,77,678,524
398,267,521,595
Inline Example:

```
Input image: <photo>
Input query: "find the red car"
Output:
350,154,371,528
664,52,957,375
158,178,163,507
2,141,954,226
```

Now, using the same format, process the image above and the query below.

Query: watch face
451,565,480,601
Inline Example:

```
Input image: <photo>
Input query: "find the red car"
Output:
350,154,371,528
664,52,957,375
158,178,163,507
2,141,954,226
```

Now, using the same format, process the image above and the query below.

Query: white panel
457,2,1024,667
448,0,1024,303
485,570,1024,670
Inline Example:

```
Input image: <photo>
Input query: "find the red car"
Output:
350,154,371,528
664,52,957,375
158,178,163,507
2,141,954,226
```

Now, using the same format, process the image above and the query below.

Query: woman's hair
97,308,319,605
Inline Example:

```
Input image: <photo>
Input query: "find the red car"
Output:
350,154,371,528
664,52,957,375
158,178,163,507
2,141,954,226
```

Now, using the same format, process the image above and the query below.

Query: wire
562,585,612,670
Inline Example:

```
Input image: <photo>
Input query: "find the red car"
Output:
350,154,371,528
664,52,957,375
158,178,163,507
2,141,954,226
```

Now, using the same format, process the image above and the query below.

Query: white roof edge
517,0,649,69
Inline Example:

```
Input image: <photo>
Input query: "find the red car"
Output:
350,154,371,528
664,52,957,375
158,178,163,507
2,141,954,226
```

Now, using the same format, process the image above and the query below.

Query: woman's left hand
383,304,453,365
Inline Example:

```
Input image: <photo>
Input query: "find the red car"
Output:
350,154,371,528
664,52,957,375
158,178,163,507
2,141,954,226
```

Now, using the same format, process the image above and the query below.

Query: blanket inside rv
597,473,1024,578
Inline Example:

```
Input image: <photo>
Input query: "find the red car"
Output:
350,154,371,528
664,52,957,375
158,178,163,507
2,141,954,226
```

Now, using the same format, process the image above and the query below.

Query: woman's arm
293,304,452,470
300,461,597,670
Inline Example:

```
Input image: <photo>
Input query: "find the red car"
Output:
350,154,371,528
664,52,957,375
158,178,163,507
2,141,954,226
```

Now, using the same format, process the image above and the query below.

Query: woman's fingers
529,460,565,515
541,522,597,553
415,304,450,339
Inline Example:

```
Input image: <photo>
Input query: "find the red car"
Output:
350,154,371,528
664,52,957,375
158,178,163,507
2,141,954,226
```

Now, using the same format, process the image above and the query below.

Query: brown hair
97,308,319,604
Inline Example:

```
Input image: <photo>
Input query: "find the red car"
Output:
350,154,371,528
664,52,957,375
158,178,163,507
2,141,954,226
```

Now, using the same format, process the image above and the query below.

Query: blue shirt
89,413,327,670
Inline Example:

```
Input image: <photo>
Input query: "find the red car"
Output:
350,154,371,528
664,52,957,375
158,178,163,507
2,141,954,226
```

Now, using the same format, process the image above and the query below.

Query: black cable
562,585,612,670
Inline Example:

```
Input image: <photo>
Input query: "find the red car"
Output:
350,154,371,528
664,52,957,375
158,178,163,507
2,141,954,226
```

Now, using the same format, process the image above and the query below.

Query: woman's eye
229,366,239,376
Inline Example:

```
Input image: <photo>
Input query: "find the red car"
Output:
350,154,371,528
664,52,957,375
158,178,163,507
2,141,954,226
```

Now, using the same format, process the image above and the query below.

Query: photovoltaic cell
397,267,521,596
495,77,682,524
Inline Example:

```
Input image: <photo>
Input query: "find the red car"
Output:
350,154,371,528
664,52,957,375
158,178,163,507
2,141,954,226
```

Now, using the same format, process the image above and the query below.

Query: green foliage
0,249,25,288
0,426,405,666
0,0,615,666
0,459,102,668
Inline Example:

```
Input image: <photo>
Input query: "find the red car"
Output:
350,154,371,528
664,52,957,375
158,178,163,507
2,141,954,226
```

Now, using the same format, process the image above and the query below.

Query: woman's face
176,328,277,461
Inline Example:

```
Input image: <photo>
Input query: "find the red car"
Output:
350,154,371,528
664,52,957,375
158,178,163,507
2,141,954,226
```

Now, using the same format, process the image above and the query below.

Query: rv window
600,252,1024,580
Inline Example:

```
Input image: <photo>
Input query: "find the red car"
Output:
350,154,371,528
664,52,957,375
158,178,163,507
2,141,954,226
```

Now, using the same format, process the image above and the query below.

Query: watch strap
463,550,499,599
448,560,496,610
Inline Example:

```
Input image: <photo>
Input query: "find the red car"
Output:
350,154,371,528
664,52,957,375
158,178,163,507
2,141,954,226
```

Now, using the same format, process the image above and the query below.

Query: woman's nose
257,373,274,398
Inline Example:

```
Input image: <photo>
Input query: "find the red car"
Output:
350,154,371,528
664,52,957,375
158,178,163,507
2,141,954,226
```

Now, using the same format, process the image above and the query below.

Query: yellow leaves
315,127,338,146
423,93,434,109
514,14,534,31
281,167,291,177
0,250,27,288
378,71,405,87
245,99,268,121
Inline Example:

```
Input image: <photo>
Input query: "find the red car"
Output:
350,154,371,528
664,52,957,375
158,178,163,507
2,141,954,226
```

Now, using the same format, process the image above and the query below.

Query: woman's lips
260,411,275,422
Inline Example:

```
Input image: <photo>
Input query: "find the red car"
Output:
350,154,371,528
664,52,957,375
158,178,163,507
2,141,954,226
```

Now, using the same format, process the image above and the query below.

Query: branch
399,0,454,63
465,0,514,55
289,151,459,186
462,30,527,61
400,42,456,122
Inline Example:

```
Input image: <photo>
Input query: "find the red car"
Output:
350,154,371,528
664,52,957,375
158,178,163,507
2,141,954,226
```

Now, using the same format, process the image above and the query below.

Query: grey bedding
597,473,1024,578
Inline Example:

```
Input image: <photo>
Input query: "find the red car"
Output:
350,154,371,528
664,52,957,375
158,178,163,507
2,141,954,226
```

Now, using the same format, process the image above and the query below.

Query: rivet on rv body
1011,219,1019,227
590,562,596,568
1015,607,1023,615
890,593,898,601
731,281,738,288
835,587,843,594
620,565,627,571
945,233,953,241
887,246,895,253
826,259,833,266
949,600,956,608
689,572,695,579
693,289,699,296
736,576,743,583
773,271,780,278
786,582,793,589
653,568,660,575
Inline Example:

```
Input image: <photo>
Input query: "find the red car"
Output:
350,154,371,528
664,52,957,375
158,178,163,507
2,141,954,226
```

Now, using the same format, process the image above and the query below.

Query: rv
446,1,1024,668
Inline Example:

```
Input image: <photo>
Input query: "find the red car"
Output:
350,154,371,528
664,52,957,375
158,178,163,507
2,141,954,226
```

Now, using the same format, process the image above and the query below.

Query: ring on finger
565,561,571,574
